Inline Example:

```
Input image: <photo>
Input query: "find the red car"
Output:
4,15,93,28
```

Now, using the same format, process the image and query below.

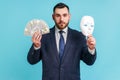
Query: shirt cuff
34,46,41,50
88,48,95,55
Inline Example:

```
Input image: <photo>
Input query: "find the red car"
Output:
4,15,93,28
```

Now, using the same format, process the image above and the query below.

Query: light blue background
0,0,120,80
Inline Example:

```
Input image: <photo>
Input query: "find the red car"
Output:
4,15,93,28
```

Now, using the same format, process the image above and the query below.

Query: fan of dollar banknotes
24,19,50,36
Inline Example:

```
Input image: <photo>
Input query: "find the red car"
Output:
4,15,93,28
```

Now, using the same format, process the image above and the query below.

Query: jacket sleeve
81,47,97,65
80,37,97,65
27,44,42,65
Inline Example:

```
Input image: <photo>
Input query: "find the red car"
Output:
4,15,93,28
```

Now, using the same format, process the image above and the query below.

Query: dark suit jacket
27,27,96,80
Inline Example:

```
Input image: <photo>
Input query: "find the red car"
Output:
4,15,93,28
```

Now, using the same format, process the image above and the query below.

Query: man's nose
60,16,64,21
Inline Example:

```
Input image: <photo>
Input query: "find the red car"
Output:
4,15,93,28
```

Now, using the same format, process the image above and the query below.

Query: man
27,2,96,80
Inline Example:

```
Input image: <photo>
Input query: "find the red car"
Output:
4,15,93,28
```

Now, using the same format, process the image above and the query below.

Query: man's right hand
32,31,42,48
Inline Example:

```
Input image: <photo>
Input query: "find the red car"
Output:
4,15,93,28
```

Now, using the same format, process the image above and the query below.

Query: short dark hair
53,2,69,13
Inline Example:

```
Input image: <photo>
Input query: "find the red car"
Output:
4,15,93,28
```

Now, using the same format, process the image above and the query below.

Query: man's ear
69,13,71,20
52,14,55,20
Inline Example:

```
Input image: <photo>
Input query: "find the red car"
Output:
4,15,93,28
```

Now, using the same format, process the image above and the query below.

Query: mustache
58,21,65,24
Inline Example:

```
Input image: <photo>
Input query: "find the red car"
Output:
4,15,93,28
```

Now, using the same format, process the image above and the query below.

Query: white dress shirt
55,26,68,53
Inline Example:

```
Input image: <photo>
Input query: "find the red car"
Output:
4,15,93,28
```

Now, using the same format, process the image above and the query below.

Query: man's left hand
87,35,96,50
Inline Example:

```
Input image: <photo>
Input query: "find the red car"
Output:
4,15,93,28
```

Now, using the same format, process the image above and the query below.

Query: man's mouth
59,21,65,24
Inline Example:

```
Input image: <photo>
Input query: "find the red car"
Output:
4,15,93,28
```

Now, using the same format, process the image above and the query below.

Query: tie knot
59,30,64,34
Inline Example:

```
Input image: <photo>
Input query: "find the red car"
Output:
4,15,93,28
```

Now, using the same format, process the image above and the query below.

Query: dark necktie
59,31,65,61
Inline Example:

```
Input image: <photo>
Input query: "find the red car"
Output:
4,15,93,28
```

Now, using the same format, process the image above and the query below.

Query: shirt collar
55,26,68,33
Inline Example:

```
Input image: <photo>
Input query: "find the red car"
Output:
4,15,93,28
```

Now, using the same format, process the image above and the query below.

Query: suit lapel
61,28,73,63
50,27,60,64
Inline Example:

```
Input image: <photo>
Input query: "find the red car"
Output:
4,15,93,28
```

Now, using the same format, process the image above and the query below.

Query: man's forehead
54,7,69,14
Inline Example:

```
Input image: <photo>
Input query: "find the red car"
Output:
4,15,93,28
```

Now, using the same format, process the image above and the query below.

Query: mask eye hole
84,24,88,27
91,25,94,27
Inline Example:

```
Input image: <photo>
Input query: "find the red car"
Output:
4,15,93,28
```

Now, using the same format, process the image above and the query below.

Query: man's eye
63,14,67,17
55,14,60,17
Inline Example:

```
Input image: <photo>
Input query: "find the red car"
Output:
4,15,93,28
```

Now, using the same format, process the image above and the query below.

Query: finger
90,41,95,45
87,34,93,38
35,33,40,40
35,33,42,41
87,42,95,49
87,38,95,44
87,36,92,42
88,36,95,42
32,32,37,42
32,32,39,42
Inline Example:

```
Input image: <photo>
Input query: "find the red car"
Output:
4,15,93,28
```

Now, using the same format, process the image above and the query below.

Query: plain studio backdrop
0,0,120,80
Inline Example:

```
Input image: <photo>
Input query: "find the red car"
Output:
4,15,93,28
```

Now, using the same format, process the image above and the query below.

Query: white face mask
80,16,94,36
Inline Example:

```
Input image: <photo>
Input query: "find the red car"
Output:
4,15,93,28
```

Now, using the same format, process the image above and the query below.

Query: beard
55,21,69,30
